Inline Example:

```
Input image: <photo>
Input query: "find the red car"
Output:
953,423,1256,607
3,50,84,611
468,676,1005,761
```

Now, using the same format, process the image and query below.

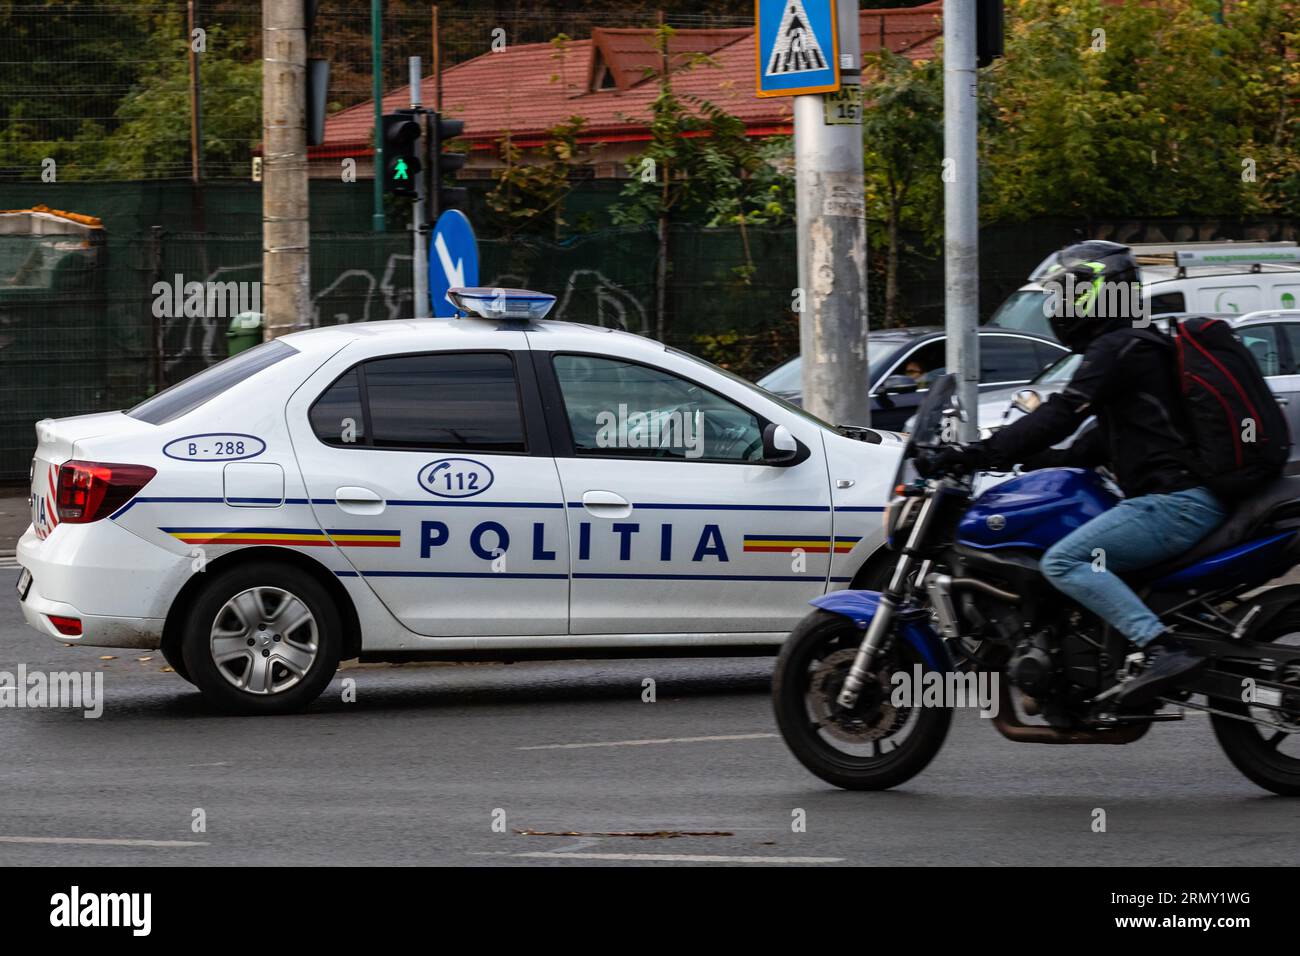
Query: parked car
987,241,1300,340
756,328,1067,432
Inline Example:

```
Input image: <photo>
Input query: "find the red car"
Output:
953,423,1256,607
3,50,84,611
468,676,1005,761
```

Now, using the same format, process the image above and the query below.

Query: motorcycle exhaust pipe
991,677,1149,745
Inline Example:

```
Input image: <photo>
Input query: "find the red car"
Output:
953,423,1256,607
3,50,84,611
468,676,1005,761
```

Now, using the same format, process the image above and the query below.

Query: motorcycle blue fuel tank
957,468,1119,553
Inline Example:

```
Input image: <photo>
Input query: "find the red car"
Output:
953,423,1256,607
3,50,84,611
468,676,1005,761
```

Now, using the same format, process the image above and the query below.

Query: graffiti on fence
160,258,653,379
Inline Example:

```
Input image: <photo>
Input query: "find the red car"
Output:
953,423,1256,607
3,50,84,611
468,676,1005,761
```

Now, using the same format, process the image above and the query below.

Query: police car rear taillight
56,461,156,523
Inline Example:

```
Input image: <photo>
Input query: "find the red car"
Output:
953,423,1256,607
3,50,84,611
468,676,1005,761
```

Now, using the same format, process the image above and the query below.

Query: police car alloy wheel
181,563,341,714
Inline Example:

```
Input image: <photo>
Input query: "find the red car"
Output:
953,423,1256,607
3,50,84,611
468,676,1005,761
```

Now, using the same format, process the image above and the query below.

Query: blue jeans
1039,487,1227,646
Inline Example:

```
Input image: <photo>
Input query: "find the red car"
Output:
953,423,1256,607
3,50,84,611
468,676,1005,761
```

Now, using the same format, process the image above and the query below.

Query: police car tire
181,562,341,714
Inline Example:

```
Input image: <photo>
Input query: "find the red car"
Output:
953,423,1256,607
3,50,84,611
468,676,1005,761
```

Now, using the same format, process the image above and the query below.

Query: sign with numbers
822,83,861,125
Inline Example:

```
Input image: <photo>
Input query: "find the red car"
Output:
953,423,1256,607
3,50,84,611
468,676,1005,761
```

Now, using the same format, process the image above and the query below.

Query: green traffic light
393,158,409,180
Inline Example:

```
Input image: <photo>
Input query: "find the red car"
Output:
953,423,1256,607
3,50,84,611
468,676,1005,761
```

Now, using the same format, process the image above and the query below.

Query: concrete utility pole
796,0,869,427
262,0,311,340
371,0,385,232
409,56,429,319
943,0,980,440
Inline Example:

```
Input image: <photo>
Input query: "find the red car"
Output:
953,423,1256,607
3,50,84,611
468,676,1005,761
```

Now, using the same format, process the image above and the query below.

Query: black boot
1114,634,1208,709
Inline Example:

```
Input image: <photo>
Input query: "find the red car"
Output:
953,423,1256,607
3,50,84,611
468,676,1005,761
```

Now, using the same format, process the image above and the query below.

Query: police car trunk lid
30,412,154,526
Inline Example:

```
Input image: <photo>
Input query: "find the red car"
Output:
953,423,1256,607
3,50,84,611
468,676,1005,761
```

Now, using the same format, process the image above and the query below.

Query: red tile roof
589,26,753,92
314,3,942,158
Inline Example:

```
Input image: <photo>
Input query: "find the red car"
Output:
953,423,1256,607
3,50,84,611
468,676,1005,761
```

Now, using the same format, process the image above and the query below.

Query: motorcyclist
924,240,1227,706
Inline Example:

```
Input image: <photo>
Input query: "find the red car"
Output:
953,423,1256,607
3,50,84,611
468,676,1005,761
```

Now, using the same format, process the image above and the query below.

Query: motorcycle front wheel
773,609,952,790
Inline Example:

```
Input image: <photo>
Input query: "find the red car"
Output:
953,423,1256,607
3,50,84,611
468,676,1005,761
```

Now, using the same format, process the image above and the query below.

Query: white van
988,241,1300,339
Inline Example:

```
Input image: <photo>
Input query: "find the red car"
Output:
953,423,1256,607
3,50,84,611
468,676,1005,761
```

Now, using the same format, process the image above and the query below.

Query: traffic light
976,0,1004,68
381,110,422,197
429,111,468,218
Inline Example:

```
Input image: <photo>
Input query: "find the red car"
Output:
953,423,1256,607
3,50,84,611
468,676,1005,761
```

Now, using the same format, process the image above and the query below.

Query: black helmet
1041,240,1141,351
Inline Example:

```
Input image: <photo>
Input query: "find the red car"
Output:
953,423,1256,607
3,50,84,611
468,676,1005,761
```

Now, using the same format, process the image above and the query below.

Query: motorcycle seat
1128,474,1300,584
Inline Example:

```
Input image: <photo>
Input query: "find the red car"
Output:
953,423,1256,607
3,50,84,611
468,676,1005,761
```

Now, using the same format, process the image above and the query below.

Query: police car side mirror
763,423,799,464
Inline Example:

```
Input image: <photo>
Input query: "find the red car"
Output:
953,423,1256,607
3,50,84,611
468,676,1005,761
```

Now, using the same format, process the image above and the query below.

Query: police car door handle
335,486,385,516
581,490,632,518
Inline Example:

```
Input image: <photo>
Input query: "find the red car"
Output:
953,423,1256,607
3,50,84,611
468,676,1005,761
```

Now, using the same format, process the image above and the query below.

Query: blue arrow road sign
429,209,480,317
755,0,840,98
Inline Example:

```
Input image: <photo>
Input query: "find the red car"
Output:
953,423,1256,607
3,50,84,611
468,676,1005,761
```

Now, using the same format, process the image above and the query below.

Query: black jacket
981,328,1200,498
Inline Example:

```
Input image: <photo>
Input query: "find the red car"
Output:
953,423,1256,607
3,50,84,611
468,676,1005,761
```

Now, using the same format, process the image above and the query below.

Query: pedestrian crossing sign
755,0,840,97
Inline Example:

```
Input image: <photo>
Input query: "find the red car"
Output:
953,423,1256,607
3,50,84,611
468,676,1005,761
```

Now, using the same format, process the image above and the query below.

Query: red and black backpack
1138,317,1290,499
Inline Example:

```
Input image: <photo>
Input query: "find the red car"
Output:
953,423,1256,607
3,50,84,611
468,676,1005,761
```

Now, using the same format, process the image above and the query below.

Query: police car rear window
311,351,527,453
128,339,297,425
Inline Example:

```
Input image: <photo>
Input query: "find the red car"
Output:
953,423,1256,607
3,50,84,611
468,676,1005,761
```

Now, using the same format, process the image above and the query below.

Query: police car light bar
445,287,556,320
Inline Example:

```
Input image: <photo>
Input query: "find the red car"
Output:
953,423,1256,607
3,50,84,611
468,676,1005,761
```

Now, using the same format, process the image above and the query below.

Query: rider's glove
917,441,988,477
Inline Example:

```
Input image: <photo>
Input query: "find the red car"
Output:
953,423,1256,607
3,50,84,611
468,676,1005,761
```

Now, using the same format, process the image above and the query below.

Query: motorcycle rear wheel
1210,606,1300,796
773,609,951,791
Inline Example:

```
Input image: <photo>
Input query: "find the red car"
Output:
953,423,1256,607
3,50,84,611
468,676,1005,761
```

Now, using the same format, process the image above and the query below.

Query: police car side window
552,354,764,462
309,368,366,445
129,339,297,425
311,352,526,453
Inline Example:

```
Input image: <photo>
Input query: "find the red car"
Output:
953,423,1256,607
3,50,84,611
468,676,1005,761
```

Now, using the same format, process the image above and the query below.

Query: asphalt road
3,591,1300,867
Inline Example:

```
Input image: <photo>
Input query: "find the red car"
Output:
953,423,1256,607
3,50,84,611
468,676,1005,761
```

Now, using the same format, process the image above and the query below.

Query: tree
860,51,944,327
980,0,1272,220
610,24,794,337
486,115,591,238
88,20,260,180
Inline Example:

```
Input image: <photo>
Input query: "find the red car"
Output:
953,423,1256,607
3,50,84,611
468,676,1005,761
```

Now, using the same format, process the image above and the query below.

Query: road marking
519,732,778,751
510,851,843,864
0,836,208,848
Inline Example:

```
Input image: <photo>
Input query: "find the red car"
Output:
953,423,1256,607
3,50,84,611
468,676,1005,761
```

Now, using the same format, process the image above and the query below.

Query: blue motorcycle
773,374,1300,793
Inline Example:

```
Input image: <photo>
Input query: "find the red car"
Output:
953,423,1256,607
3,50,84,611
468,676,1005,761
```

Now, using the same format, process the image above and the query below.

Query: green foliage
0,8,259,181
981,0,1295,219
691,318,799,380
860,51,945,326
609,24,796,292
862,52,945,244
90,23,260,180
486,115,591,238
611,25,793,229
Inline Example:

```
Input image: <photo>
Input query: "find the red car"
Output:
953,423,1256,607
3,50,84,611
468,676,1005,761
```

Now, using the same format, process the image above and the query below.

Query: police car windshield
128,339,298,425
666,347,836,431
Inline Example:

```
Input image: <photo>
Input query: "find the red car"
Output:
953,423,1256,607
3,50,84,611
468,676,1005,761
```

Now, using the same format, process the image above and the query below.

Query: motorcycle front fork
836,493,936,710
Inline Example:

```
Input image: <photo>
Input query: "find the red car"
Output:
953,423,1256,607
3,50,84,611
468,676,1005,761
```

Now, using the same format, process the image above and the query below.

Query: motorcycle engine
1007,630,1056,700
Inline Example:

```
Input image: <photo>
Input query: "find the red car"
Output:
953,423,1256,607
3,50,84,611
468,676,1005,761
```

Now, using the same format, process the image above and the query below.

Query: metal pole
944,0,980,440
795,0,869,427
262,0,310,339
433,4,442,112
371,0,385,232
410,56,429,319
187,0,201,183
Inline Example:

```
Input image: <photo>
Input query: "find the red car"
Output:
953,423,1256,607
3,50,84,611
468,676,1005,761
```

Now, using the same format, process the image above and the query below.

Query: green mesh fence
1,178,1297,481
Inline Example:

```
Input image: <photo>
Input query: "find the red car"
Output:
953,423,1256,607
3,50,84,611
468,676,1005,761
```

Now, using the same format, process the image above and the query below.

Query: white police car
17,288,904,713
